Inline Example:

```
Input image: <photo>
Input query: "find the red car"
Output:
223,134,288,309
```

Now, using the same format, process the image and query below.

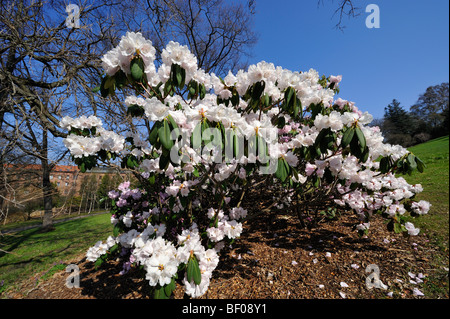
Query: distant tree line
374,82,449,147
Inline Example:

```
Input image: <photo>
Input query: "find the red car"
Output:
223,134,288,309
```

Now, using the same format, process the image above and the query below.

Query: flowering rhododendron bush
61,32,430,298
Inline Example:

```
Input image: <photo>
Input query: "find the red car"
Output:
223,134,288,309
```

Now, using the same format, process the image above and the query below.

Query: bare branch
318,0,362,31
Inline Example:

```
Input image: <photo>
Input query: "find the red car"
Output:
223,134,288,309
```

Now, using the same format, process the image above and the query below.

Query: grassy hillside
405,136,449,249
405,136,449,297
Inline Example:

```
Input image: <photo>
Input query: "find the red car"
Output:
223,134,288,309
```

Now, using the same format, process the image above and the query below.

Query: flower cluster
61,117,124,159
61,32,430,298
101,31,156,78
86,236,117,262
60,115,103,131
89,180,242,297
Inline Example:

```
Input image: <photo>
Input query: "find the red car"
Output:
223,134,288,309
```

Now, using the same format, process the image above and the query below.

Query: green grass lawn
405,136,449,297
405,136,449,250
0,213,112,295
0,209,107,233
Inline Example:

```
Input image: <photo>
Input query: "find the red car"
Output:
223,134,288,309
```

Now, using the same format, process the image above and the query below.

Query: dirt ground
9,208,449,300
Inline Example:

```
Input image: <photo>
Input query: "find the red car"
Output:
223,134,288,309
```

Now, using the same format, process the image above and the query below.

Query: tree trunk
41,128,54,231
78,193,83,215
68,197,72,215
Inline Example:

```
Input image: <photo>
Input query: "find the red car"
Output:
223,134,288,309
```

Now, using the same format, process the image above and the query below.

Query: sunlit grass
405,136,449,298
406,136,449,248
0,213,112,295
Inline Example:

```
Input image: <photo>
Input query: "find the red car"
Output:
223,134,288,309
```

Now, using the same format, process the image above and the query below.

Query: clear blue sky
248,0,449,119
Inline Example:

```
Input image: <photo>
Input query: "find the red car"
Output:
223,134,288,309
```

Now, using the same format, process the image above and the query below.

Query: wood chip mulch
8,209,449,300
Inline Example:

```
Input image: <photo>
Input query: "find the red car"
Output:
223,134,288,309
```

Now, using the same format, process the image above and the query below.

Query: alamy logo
65,264,80,288
365,4,380,29
65,4,80,29
365,264,387,290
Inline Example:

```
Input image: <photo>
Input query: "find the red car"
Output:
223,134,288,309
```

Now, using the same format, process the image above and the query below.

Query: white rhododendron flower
405,222,420,236
63,33,431,299
144,244,179,286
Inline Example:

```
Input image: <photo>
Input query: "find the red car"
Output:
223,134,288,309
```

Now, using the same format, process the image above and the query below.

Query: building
49,165,81,196
1,164,131,217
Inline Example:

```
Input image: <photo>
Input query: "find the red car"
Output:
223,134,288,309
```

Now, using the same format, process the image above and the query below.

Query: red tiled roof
3,164,79,173
52,165,79,173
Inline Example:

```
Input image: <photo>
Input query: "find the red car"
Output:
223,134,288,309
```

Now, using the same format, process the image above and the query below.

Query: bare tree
0,0,258,230
0,0,119,230
318,0,361,30
110,0,257,75
0,137,27,224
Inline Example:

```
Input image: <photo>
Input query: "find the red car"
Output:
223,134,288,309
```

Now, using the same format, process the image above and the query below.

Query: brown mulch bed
8,209,449,299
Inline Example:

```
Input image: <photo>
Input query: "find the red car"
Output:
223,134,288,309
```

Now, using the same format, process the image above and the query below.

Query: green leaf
275,158,289,182
312,175,320,187
293,98,301,119
130,57,145,81
262,94,270,108
164,79,173,97
104,75,115,90
100,76,109,98
192,167,200,177
170,63,186,89
251,81,265,100
94,257,104,269
167,114,178,131
314,128,326,148
407,153,417,171
179,196,188,208
233,133,240,158
154,285,169,299
386,219,394,232
341,127,355,148
379,156,390,174
178,66,186,88
199,84,206,99
231,91,240,106
187,256,202,285
275,116,286,129
148,121,161,145
80,162,86,173
127,104,145,117
191,122,202,150
127,156,138,168
284,87,295,109
320,129,336,153
158,119,174,150
108,244,119,255
113,224,121,237
349,134,363,159
115,70,128,88
174,64,182,86
159,149,170,170
201,120,211,145
354,126,366,150
361,146,370,163
309,103,322,120
188,80,198,99
164,277,176,297
393,222,403,234
416,156,425,173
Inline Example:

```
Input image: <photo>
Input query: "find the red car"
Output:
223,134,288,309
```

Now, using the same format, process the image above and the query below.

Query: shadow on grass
0,228,42,258
0,215,112,270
